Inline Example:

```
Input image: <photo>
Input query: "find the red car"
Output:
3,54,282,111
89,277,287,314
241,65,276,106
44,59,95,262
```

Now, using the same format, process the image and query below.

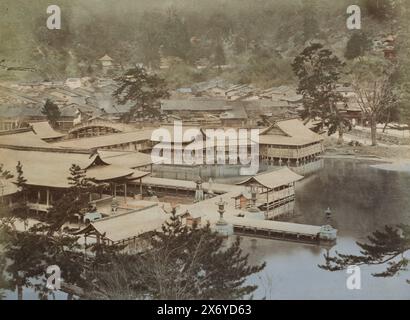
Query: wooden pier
228,217,336,245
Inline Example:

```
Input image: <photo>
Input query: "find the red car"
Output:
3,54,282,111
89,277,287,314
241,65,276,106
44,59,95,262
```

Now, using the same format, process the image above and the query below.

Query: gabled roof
236,167,303,190
191,79,231,92
88,204,167,242
257,118,323,146
99,150,153,168
86,165,134,181
225,84,253,94
0,148,115,188
99,54,113,61
161,99,231,112
262,86,295,96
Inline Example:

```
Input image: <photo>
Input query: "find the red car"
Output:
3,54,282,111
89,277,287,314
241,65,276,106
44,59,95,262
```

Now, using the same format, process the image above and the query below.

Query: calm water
3,158,410,299
243,158,410,300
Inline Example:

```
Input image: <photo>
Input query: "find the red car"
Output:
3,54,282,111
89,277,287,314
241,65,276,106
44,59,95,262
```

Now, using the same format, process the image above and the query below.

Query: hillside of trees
0,0,407,88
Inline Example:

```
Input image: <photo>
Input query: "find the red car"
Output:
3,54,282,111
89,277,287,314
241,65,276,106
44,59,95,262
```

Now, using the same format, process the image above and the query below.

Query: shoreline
321,149,410,173
320,153,392,163
323,136,410,164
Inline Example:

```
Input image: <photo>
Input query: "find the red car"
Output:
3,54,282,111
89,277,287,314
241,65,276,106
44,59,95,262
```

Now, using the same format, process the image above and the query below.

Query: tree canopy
86,211,265,300
350,56,401,145
41,99,61,127
345,32,372,60
292,42,350,142
321,224,410,284
113,66,170,123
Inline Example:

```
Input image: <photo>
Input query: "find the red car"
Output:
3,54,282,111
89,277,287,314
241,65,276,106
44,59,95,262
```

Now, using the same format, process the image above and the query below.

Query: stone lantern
213,197,233,236
247,184,259,213
194,177,204,203
319,207,337,242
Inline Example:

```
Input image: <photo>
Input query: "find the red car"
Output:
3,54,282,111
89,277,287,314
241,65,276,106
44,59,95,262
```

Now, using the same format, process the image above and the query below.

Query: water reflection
244,158,410,299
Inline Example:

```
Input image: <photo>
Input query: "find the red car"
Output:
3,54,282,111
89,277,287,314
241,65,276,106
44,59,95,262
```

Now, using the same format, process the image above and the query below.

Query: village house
190,79,231,98
99,54,114,73
225,84,255,101
161,99,230,126
219,106,248,127
259,86,297,101
65,78,82,89
0,80,108,131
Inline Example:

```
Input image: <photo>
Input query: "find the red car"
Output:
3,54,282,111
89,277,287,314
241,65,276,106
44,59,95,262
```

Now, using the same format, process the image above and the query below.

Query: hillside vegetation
1,0,405,88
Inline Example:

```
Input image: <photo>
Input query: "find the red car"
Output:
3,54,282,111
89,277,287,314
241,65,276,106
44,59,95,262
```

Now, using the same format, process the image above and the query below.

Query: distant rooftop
99,54,114,61
161,99,232,112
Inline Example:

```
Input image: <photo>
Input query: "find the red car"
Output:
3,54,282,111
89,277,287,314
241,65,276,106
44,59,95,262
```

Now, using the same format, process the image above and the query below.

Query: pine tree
12,162,28,219
47,164,98,233
0,164,13,180
41,99,61,128
0,164,14,217
320,225,410,284
113,66,170,123
292,43,351,143
0,164,90,299
67,164,95,192
15,161,27,191
0,223,85,300
345,32,372,60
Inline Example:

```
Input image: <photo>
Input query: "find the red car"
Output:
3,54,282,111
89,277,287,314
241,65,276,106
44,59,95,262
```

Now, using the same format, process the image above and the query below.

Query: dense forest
0,0,408,89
